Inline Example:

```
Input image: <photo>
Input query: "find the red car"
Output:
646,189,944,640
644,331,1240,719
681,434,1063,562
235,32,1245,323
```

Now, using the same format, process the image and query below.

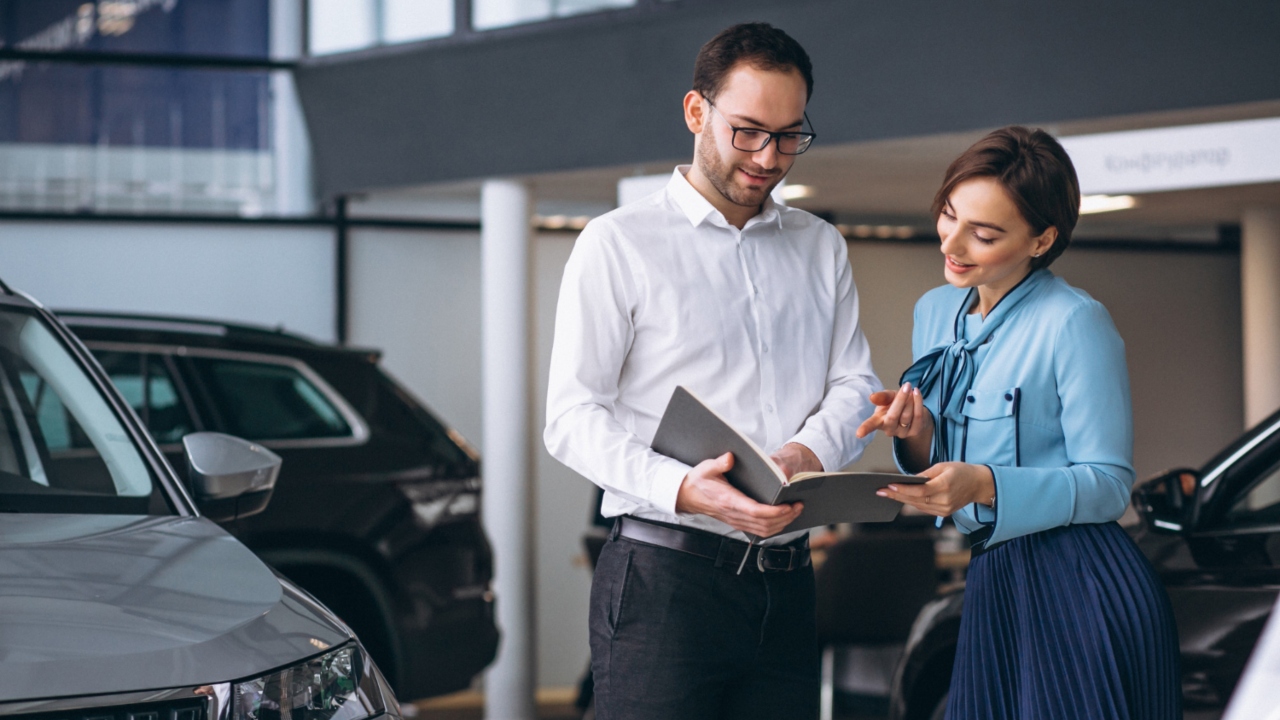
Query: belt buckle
757,545,796,572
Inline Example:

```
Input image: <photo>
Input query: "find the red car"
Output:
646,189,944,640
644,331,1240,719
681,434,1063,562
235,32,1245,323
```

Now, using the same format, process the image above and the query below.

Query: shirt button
765,404,774,413
762,344,769,353
1004,393,1013,401
966,396,975,403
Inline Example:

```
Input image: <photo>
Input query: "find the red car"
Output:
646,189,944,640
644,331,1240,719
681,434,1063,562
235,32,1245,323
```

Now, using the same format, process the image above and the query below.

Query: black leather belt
967,525,1005,559
613,516,811,572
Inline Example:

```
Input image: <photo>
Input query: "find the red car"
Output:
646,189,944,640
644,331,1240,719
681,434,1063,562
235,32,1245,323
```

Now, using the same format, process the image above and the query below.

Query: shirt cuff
972,464,998,525
786,428,839,474
892,437,911,474
650,457,693,517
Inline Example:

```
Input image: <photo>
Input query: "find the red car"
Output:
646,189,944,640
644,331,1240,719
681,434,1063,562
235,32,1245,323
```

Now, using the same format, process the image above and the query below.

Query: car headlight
401,477,481,529
231,645,394,720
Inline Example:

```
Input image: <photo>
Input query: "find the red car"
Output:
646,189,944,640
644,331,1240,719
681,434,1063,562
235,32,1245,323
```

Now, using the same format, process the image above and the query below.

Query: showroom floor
411,689,887,719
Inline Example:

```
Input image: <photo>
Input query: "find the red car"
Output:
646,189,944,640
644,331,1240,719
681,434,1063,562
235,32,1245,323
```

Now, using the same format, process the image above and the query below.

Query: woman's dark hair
693,23,813,103
932,126,1080,270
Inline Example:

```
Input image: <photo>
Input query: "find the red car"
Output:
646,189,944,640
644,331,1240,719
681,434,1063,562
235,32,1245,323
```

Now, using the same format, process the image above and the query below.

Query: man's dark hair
932,126,1081,270
693,23,813,103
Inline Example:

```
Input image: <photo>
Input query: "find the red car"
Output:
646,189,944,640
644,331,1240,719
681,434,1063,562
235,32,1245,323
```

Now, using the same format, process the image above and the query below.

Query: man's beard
696,129,784,208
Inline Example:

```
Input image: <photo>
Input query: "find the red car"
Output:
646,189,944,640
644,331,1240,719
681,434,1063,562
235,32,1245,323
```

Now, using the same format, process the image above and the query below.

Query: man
544,23,880,720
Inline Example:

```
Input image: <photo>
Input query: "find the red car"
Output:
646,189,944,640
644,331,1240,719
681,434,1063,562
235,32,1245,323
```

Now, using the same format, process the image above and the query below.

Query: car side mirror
1133,468,1198,534
183,432,281,523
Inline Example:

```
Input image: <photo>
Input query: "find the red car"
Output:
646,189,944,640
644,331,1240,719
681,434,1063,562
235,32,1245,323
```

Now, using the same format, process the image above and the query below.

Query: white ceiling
359,100,1280,238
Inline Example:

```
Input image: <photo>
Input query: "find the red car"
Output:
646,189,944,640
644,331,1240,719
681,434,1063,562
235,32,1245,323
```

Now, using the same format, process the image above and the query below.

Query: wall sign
1059,116,1280,195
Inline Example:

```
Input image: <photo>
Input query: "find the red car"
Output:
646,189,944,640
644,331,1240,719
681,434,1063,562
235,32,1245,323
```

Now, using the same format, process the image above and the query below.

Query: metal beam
0,48,294,70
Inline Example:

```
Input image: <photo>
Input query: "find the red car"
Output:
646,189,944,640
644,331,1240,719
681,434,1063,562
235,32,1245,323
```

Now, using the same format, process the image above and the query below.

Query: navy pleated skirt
946,522,1181,720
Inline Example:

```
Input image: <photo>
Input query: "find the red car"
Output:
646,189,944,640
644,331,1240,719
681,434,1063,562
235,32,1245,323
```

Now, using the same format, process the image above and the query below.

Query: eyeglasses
706,102,817,155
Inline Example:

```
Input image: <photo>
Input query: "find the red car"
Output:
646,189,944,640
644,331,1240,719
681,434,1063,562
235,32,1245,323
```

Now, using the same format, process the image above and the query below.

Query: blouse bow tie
900,269,1050,465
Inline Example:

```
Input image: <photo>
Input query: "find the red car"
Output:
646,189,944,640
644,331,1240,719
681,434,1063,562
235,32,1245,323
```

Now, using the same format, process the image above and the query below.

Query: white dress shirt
544,167,881,543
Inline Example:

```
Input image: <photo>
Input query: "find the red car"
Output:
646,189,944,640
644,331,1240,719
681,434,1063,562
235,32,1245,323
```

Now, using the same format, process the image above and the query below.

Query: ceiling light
780,184,815,201
1079,194,1137,215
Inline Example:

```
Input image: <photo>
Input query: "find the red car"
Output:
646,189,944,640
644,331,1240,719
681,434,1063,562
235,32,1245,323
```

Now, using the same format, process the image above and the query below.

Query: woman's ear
1032,227,1058,258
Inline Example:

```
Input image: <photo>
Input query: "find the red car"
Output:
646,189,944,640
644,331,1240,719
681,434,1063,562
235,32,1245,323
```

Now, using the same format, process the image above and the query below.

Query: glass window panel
1227,460,1280,527
473,0,634,31
93,350,196,445
0,309,160,513
0,63,276,214
0,0,269,59
0,1,279,215
384,0,453,44
552,0,634,19
189,357,352,441
309,0,377,55
473,0,552,30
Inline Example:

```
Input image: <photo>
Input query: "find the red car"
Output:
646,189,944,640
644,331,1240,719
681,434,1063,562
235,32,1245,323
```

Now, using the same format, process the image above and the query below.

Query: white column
1242,208,1280,428
481,180,537,720
270,0,314,215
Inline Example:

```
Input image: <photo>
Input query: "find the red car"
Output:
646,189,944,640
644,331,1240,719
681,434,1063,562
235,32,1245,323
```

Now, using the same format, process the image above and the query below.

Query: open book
651,386,921,538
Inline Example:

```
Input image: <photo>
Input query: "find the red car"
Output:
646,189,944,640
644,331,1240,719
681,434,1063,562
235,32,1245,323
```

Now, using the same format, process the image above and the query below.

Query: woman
858,126,1180,719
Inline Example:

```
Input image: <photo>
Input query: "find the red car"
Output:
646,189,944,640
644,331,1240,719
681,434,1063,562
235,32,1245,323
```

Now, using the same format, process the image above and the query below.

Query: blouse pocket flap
961,388,1018,421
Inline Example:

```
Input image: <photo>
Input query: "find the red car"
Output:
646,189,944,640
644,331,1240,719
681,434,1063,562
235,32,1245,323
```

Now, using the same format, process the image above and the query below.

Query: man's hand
675,452,803,538
770,442,822,479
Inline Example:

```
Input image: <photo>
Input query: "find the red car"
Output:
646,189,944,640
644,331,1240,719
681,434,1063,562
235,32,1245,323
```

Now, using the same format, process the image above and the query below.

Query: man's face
694,64,808,209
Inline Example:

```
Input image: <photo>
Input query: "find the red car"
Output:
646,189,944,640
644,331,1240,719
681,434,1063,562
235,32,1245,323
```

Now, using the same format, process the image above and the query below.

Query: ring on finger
899,421,911,428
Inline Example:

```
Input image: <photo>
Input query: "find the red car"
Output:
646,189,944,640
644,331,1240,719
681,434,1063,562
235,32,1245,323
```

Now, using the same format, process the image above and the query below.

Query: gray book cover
651,386,922,535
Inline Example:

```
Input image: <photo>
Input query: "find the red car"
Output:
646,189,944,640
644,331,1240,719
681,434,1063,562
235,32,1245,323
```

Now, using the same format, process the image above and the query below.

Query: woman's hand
877,462,995,518
856,383,932,440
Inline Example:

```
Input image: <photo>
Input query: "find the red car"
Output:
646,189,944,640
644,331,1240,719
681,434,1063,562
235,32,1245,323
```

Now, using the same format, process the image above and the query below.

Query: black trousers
588,531,820,720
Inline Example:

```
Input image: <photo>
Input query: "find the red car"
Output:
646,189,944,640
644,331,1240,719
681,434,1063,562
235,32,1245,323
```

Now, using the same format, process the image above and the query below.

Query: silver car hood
0,514,352,701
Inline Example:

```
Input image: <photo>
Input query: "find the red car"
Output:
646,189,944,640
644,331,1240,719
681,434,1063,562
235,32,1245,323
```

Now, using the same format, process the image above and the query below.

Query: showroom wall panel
0,221,336,341
347,228,594,689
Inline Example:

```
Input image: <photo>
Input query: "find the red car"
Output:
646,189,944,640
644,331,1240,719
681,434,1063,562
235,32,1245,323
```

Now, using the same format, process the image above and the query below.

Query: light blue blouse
894,269,1135,546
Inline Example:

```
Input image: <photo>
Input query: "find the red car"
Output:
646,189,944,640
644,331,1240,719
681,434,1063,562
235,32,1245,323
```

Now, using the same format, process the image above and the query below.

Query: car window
93,350,196,444
188,356,353,441
1225,460,1280,528
0,308,163,514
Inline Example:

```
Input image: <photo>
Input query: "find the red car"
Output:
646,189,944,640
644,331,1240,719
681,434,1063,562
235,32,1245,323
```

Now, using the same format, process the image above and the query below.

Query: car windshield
0,307,165,514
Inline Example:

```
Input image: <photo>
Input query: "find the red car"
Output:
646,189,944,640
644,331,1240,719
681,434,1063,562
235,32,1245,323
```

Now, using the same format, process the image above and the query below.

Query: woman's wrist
975,464,997,507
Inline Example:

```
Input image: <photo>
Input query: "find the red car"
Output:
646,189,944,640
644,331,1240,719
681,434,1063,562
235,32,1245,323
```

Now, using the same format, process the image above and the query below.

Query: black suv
57,311,499,702
890,406,1280,720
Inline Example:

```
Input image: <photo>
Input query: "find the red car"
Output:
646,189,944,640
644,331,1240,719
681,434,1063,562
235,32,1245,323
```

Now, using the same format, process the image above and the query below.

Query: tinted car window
0,309,161,514
94,351,196,444
1226,459,1280,527
189,357,352,441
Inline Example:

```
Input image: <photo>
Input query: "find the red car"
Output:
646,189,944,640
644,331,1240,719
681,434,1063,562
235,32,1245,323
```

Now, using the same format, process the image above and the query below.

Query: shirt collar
666,165,783,232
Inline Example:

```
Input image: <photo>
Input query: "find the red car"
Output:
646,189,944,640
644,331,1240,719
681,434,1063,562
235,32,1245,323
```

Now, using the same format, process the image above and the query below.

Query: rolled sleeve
544,220,693,514
785,230,881,471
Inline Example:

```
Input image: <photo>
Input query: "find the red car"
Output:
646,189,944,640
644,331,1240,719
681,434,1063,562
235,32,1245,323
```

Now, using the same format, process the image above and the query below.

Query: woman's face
937,176,1056,298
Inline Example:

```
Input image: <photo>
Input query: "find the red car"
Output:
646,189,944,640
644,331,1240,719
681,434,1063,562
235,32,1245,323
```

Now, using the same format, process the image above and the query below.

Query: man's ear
683,91,706,134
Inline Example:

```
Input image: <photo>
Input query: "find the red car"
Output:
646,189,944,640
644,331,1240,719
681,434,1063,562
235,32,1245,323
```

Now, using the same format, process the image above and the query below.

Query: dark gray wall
296,0,1280,197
